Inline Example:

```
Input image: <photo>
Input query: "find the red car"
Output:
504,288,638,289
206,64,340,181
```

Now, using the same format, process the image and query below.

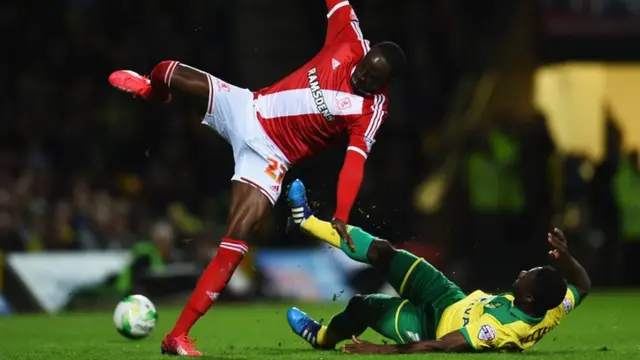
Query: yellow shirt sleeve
567,285,581,306
459,313,522,351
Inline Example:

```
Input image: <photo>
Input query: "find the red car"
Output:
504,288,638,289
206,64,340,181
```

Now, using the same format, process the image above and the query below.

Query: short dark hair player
286,179,591,354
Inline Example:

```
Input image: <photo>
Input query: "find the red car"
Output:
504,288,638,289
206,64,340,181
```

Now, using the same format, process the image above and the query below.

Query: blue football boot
286,179,312,232
287,307,330,349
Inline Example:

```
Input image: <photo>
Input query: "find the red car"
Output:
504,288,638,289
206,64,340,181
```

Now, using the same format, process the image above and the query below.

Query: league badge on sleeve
350,8,358,21
364,136,375,152
478,325,496,342
562,298,573,314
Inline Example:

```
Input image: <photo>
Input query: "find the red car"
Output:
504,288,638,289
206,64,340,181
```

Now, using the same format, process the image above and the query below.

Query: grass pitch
1,292,638,360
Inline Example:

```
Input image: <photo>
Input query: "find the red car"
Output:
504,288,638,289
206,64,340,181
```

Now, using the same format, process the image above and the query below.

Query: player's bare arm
343,331,470,354
548,228,592,299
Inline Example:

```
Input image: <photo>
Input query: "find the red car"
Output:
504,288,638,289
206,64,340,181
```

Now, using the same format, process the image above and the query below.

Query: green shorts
359,250,466,344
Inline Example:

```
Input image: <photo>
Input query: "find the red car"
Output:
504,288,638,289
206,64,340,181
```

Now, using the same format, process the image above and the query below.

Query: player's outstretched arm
343,331,471,354
325,0,348,12
324,0,364,47
548,228,592,300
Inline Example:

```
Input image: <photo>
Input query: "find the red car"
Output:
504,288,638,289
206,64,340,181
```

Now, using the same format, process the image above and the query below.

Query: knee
366,239,397,268
225,213,260,240
225,189,271,240
167,63,210,96
225,220,260,240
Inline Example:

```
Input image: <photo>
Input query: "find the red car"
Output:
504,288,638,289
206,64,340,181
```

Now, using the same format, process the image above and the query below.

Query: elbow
578,267,593,296
584,275,593,293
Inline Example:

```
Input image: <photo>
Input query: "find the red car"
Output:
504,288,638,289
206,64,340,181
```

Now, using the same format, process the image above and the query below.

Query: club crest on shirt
337,97,352,110
478,325,496,342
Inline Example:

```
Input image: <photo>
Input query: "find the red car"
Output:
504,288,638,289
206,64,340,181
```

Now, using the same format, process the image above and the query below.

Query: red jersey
254,0,388,165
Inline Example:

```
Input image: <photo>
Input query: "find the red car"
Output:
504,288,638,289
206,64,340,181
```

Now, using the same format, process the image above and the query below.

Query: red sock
148,60,179,102
169,238,249,337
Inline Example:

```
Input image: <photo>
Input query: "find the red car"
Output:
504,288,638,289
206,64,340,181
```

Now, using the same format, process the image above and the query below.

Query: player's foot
287,179,312,225
287,307,329,349
108,70,171,103
161,334,203,356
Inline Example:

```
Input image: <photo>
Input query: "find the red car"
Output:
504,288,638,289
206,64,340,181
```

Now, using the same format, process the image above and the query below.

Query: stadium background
1,0,640,347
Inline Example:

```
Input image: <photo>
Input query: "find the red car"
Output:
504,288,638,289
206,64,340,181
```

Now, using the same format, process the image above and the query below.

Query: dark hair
530,266,567,314
376,41,405,77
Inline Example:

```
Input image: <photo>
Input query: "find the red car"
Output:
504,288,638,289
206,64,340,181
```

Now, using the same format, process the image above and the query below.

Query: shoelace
177,334,198,349
130,75,150,99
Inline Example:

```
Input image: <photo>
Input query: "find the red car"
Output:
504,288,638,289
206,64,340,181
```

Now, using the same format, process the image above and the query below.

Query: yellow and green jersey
435,286,581,351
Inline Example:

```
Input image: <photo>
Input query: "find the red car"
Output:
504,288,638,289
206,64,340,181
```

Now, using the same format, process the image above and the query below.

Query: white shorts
200,73,289,205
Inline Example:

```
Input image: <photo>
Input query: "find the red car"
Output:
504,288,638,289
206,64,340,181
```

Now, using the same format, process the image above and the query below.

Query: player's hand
548,228,570,260
343,336,393,354
351,335,372,345
331,218,355,252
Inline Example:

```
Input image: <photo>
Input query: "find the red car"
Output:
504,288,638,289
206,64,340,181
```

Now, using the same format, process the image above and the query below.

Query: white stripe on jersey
347,146,367,159
327,1,350,18
365,94,385,139
255,89,365,120
364,95,380,138
350,22,370,54
326,0,369,54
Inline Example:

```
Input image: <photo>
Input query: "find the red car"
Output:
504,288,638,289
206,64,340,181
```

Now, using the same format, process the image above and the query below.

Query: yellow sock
316,325,329,346
301,216,353,248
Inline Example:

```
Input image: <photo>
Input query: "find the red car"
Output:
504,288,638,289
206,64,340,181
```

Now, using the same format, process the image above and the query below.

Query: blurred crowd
1,0,488,254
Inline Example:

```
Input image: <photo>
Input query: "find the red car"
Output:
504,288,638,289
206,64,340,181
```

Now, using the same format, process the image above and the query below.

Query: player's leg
288,180,465,337
162,181,271,356
163,143,285,356
325,294,425,345
109,61,215,107
288,294,424,348
307,216,461,308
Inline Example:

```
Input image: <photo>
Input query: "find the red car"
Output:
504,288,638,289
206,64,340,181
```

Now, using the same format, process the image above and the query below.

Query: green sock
299,216,376,264
341,226,377,264
323,309,367,347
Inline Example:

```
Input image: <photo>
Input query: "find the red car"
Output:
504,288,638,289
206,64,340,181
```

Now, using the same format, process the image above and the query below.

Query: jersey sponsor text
307,67,335,122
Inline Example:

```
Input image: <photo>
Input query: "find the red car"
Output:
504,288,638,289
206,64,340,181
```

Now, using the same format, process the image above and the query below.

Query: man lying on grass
285,179,591,354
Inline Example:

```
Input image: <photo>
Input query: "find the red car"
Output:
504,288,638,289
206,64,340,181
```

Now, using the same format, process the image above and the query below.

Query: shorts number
265,158,286,185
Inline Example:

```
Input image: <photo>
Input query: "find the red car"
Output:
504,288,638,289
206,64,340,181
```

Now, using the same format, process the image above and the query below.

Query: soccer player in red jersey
108,1,405,356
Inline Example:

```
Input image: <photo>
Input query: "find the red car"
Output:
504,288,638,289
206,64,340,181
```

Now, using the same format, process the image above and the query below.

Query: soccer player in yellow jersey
285,179,591,354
